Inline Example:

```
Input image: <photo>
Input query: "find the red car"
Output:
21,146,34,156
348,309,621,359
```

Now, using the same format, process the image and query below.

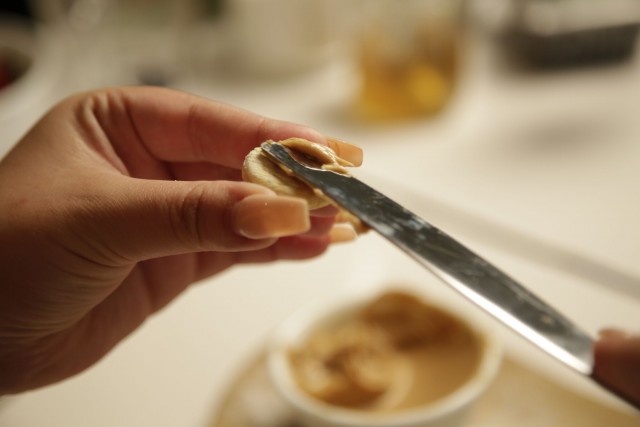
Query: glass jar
354,0,465,121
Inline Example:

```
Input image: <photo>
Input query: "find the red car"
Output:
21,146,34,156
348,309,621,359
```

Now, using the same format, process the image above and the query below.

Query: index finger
76,86,327,169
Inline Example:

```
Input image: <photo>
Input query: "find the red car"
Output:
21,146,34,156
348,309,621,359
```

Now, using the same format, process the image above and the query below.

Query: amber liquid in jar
355,13,461,121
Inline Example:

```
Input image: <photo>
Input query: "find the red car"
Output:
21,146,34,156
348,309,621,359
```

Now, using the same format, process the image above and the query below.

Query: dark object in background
0,0,33,19
0,46,31,90
0,1,34,92
500,0,640,69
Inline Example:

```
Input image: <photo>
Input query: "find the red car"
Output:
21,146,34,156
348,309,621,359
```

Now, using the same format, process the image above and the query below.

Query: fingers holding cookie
242,137,367,242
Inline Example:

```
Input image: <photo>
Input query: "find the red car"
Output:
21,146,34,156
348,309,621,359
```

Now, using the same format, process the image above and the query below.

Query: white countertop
1,21,639,426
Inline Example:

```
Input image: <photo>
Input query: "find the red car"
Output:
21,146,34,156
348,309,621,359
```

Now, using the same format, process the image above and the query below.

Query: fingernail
311,204,339,217
233,195,310,239
326,136,363,166
329,223,357,243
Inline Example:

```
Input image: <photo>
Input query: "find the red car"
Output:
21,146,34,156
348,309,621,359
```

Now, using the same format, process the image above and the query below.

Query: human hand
593,329,640,408
0,87,361,394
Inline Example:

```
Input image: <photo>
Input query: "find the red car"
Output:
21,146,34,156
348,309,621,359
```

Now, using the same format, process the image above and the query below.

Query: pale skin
0,86,360,394
0,88,637,408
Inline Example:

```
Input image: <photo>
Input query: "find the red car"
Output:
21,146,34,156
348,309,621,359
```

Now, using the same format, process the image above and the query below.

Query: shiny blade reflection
261,142,594,376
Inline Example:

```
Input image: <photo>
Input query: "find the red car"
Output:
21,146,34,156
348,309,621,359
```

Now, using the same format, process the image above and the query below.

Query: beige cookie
242,138,353,210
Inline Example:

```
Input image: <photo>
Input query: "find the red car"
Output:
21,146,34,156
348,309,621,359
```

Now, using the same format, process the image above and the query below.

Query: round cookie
242,138,338,209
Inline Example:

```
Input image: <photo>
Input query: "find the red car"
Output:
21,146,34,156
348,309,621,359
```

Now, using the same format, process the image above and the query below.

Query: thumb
82,177,311,262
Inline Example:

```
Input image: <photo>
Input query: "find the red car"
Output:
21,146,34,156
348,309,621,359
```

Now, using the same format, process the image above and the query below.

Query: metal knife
261,141,639,410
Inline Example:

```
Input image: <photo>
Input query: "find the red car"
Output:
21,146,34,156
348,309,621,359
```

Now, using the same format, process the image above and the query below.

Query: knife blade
260,142,603,379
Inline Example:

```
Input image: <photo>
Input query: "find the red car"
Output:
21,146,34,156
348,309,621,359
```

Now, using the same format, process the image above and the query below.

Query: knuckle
171,183,209,249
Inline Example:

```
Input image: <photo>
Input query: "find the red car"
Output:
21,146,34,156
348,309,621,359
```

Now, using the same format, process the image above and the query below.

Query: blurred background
1,0,640,426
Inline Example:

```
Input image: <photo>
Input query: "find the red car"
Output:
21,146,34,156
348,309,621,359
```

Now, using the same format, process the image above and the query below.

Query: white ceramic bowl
268,289,503,427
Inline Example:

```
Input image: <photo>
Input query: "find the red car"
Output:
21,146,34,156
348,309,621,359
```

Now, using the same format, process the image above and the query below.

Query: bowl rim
267,287,503,427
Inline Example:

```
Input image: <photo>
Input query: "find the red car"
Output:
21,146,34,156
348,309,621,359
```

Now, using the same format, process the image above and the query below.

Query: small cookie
242,138,351,209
